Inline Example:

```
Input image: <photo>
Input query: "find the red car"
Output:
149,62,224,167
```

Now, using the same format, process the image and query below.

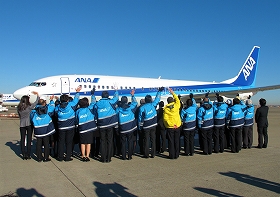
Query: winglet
222,46,260,87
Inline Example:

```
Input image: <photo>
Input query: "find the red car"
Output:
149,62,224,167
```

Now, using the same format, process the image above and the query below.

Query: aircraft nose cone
13,88,28,100
13,90,21,100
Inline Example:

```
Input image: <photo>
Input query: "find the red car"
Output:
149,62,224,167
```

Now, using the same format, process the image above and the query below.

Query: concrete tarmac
0,107,280,197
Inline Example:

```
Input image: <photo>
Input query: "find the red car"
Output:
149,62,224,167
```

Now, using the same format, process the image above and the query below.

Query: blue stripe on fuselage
44,83,251,98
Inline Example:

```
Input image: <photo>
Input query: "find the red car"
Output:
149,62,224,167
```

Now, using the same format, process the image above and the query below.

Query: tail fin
222,46,260,87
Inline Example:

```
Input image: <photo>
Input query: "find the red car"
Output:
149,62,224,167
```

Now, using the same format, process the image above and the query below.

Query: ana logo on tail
243,56,256,81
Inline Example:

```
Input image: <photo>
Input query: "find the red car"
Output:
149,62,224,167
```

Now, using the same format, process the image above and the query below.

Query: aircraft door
60,77,70,94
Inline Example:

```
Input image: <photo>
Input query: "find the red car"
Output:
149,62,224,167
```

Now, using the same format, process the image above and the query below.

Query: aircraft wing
247,84,280,93
178,84,280,104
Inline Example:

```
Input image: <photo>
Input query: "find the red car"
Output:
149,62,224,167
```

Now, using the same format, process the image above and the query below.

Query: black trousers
257,126,268,148
242,125,253,148
20,126,33,157
166,127,181,159
91,137,100,157
213,126,225,153
120,131,134,160
156,126,166,153
183,129,195,155
229,127,242,153
58,129,75,160
113,130,121,156
224,127,231,149
143,127,156,157
36,136,50,160
138,129,144,155
100,127,114,162
198,129,203,150
200,128,213,155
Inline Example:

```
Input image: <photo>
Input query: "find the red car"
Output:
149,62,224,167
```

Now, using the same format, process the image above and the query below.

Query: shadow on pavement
219,171,280,194
93,181,137,197
5,140,22,159
194,187,243,197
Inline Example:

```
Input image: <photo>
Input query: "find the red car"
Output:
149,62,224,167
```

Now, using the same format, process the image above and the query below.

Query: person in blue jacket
138,87,163,158
94,88,119,163
76,89,97,162
116,89,138,160
55,85,82,161
213,95,228,153
242,98,254,149
180,94,197,156
197,96,214,155
226,98,245,153
31,95,55,162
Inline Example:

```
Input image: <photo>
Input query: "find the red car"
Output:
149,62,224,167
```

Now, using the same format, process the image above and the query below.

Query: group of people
17,86,269,163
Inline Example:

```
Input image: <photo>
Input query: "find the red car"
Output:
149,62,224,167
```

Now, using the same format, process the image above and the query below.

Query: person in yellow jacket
163,88,182,159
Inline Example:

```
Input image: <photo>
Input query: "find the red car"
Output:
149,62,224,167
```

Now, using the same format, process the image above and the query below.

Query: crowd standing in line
17,86,269,162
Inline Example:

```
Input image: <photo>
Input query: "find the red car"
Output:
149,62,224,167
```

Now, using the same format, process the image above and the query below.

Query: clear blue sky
1,1,280,105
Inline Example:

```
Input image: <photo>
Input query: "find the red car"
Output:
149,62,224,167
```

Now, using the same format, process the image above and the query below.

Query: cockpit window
29,82,46,87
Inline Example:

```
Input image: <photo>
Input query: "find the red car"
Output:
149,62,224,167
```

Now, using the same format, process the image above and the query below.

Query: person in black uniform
156,101,166,153
255,98,269,148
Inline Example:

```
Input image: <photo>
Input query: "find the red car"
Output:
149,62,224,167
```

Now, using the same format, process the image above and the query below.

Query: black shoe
262,145,267,148
57,157,64,161
242,146,247,149
65,158,73,162
85,157,90,162
43,158,51,162
142,155,149,159
256,146,262,149
26,155,31,160
22,154,27,160
38,159,42,162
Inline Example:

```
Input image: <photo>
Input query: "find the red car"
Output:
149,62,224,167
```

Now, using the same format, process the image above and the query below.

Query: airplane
13,46,280,105
0,93,20,107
